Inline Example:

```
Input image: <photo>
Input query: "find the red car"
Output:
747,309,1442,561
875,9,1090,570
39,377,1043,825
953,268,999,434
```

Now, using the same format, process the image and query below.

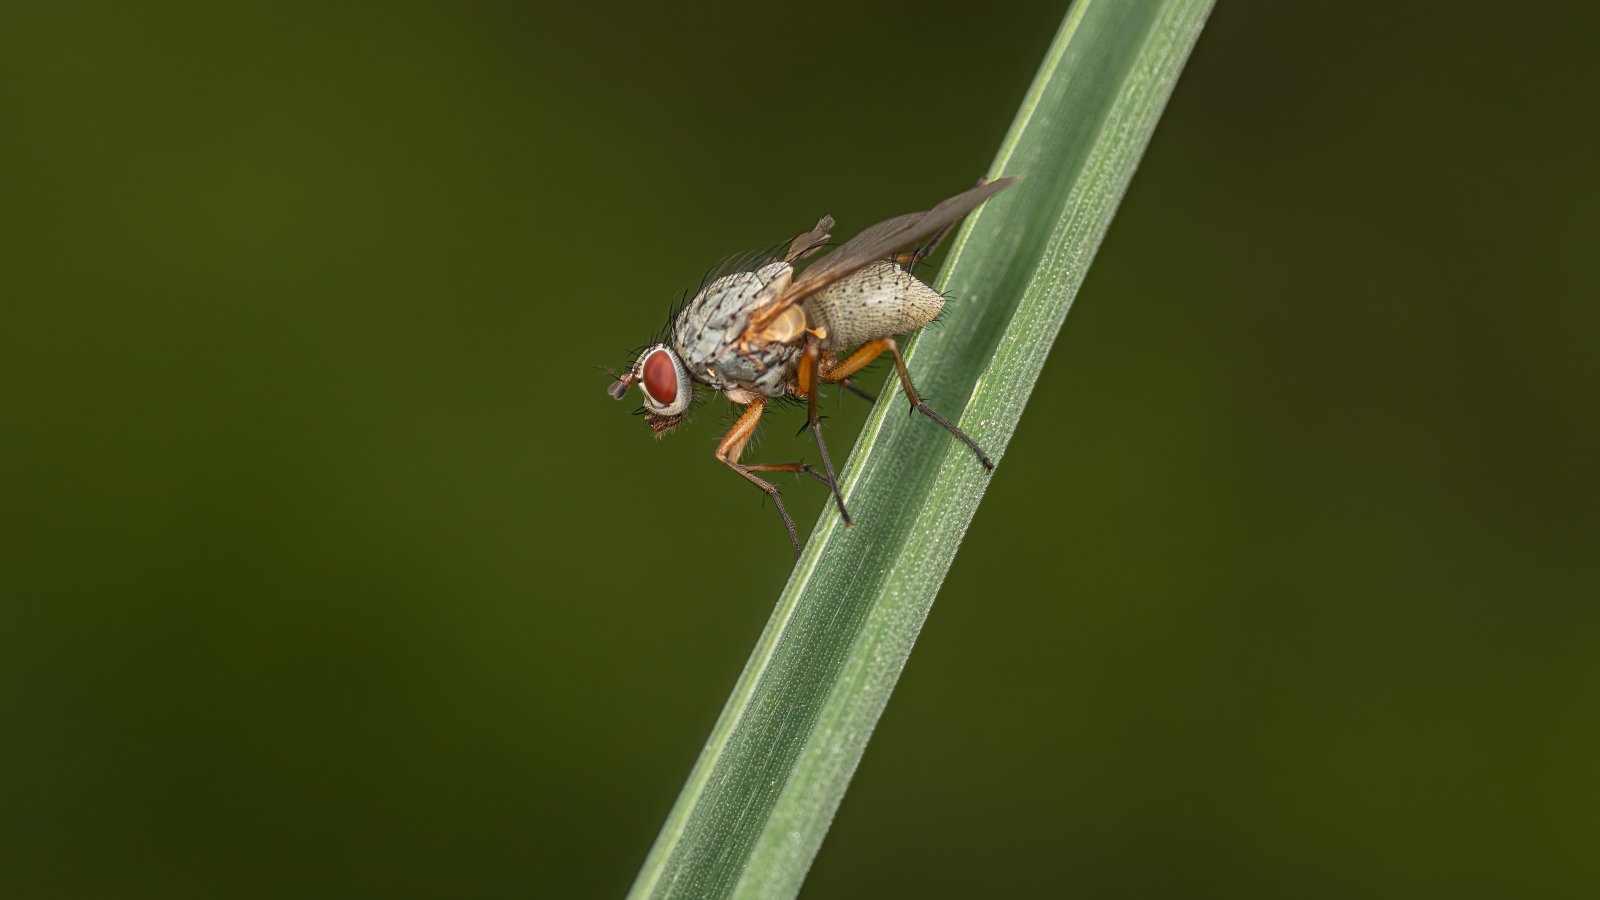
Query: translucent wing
753,177,1016,329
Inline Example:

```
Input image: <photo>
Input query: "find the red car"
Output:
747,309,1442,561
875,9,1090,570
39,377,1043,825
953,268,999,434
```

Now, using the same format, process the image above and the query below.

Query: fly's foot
908,397,993,474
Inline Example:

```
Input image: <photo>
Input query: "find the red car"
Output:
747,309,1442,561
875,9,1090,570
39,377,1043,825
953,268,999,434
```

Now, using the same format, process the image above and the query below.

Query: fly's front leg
821,337,995,474
716,397,804,559
799,341,853,527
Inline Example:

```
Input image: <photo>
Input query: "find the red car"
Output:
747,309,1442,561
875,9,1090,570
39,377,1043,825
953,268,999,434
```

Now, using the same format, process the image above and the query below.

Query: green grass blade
628,3,1214,897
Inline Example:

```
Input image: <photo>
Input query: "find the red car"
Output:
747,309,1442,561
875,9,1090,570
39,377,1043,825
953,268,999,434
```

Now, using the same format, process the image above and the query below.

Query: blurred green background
4,1,1597,897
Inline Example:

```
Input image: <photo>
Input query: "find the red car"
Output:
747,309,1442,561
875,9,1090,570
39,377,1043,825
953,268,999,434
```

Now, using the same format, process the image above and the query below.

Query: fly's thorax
670,261,799,397
803,260,945,351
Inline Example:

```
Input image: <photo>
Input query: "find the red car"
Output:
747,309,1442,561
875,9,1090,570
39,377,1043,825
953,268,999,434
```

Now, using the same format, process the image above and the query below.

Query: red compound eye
641,349,678,406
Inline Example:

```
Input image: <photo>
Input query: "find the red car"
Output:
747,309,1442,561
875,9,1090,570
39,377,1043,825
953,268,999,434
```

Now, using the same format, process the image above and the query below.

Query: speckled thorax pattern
670,262,801,398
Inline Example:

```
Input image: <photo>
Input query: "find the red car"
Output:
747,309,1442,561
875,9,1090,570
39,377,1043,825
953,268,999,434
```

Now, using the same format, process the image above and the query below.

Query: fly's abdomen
803,261,944,351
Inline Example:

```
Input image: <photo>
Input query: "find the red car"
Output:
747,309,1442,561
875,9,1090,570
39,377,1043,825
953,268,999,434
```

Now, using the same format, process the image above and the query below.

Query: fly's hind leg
893,176,999,272
821,337,995,474
892,220,959,272
839,378,876,403
716,397,806,559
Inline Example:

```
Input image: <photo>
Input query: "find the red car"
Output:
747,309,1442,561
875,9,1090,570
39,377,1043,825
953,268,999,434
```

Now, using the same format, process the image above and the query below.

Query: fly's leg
821,337,995,474
892,220,958,272
799,342,853,527
892,177,995,272
840,378,877,403
716,397,804,559
743,461,833,489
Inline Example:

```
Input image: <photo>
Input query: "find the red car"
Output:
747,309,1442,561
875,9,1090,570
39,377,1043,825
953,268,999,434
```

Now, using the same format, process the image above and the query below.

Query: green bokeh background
5,2,1597,897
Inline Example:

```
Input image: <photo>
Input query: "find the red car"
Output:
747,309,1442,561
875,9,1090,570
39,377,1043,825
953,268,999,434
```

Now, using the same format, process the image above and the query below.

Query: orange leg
794,343,819,400
820,338,897,383
715,397,766,464
797,351,874,404
819,338,994,473
744,460,832,487
715,396,826,559
799,341,852,527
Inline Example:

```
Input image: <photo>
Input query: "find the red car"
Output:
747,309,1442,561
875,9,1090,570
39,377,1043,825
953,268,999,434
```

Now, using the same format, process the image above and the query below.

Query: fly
606,177,1016,559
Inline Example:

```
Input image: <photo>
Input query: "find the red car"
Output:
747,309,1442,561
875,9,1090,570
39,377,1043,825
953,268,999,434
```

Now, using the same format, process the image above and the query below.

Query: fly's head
606,343,691,437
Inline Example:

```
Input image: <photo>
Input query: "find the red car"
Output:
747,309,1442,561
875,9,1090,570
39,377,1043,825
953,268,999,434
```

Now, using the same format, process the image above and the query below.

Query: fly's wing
679,216,835,314
753,177,1016,327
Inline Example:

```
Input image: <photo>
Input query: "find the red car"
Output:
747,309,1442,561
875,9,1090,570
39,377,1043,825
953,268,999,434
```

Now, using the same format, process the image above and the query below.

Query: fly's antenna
599,363,635,400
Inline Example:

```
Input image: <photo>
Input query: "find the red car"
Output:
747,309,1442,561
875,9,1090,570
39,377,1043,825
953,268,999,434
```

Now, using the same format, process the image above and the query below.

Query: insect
606,178,1015,558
